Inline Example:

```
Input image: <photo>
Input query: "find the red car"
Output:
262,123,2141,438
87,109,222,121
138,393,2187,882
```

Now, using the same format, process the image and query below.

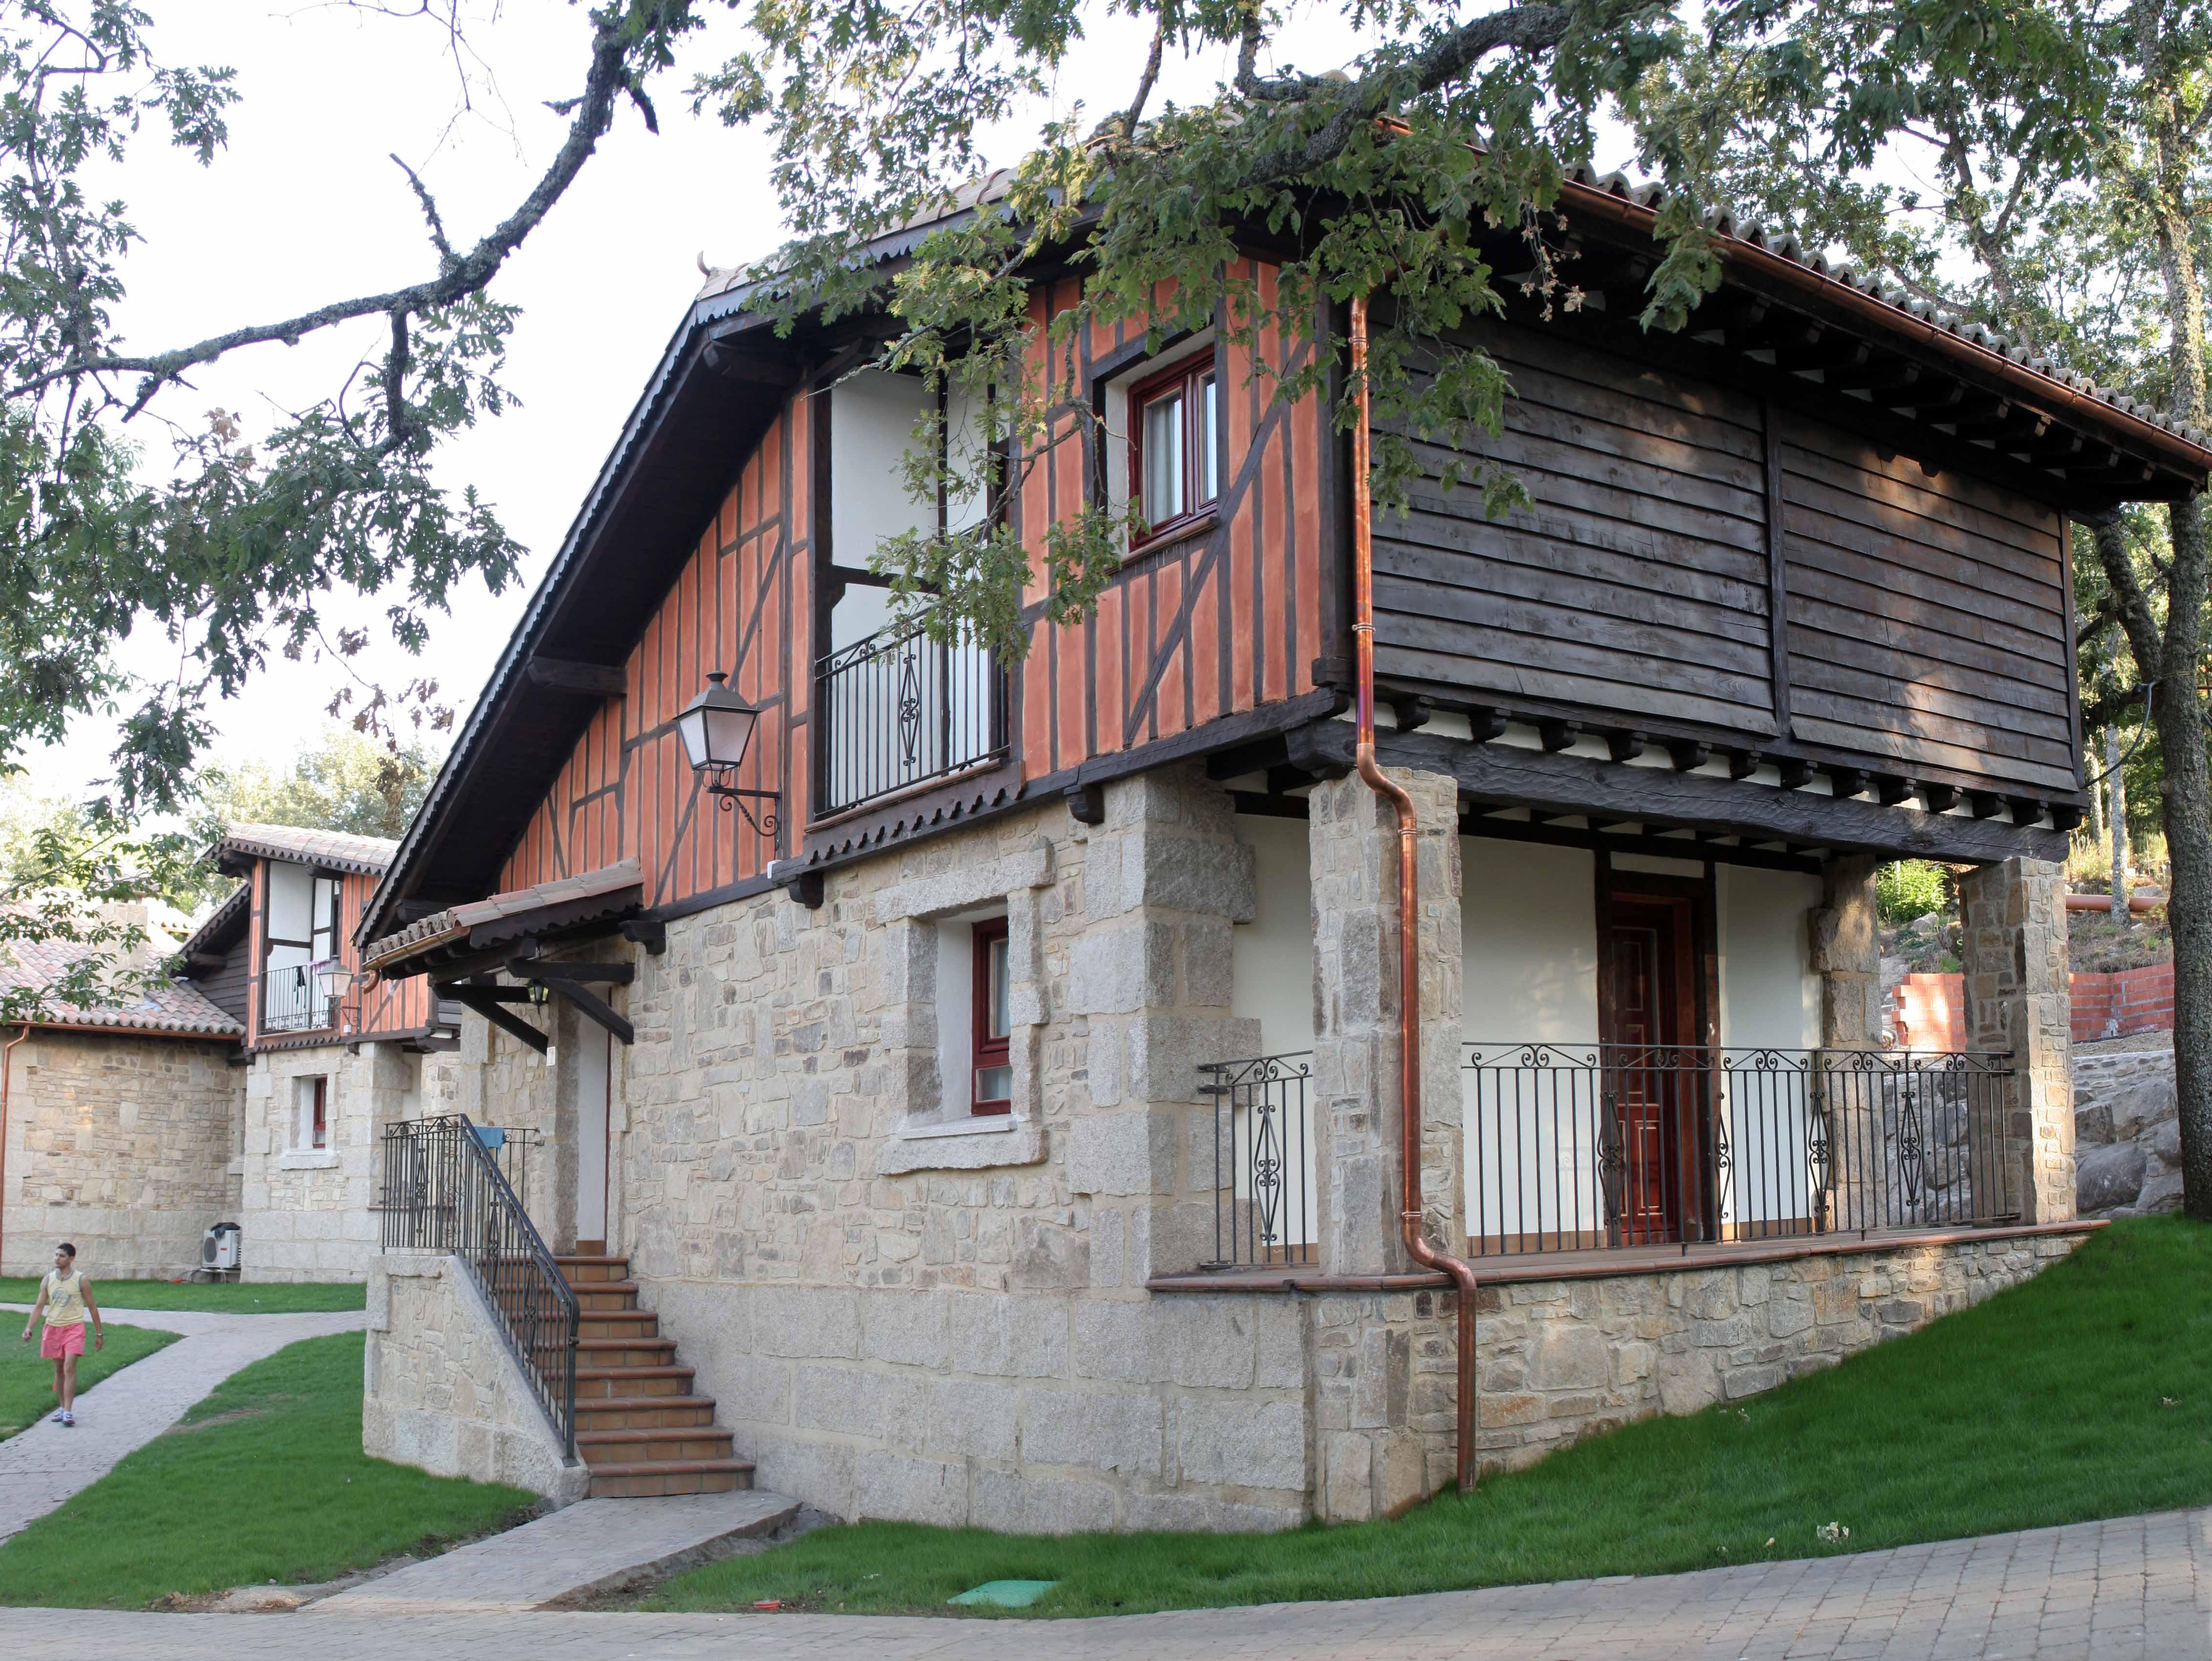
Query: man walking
20,1242,103,1427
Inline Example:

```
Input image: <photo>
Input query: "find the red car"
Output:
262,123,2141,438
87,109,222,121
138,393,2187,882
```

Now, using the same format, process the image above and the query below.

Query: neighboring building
172,824,477,1282
357,169,2210,1525
0,923,244,1278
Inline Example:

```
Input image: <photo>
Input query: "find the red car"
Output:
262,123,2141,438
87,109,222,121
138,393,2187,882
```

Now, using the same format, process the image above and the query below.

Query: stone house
0,927,243,1278
353,170,2206,1525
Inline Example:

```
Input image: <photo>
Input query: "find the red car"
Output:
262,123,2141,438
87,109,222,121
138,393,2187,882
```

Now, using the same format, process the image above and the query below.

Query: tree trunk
2109,722,2129,923
2156,497,2212,1220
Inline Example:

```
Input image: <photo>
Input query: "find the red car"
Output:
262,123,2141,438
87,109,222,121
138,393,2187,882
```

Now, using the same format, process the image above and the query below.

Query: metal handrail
378,1114,578,1456
1197,1050,1316,1269
815,616,1007,815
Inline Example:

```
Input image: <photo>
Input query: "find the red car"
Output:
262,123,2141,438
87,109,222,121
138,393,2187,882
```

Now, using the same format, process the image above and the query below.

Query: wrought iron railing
378,1114,577,1455
1462,1043,2017,1257
816,618,1006,816
262,963,334,1033
1197,1051,1316,1268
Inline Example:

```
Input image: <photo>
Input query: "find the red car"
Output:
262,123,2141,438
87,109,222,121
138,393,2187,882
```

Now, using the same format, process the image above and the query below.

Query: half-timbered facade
353,169,2208,1524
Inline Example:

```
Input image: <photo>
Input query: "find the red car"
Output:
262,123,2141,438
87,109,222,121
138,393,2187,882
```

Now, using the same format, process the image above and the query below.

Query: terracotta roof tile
0,937,244,1039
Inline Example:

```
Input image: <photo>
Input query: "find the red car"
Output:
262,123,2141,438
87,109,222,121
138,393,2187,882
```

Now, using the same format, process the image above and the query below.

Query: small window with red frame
1129,351,1220,546
971,917,1011,1114
309,1076,328,1149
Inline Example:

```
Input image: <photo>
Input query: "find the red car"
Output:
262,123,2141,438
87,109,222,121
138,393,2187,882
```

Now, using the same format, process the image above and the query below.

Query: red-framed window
971,917,1011,1115
309,1076,329,1149
1127,350,1221,546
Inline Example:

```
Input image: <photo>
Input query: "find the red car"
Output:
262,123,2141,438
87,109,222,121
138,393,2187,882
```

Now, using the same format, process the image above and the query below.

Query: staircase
558,1253,753,1499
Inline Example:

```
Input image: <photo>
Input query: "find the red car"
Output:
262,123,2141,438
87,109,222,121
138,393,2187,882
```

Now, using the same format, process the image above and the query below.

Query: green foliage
1876,858,1951,926
698,0,1730,660
197,725,443,844
0,1323,175,1443
0,1332,532,1607
650,1219,2212,1618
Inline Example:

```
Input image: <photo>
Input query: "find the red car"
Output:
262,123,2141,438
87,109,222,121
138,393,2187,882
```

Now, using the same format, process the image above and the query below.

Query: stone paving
306,1489,801,1614
0,1303,367,1541
0,1506,2205,1657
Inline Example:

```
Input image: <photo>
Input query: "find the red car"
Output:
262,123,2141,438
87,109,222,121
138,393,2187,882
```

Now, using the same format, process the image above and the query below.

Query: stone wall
1472,1230,2087,1472
363,1251,588,1503
2073,1047,2183,1216
0,1029,242,1278
239,1042,463,1281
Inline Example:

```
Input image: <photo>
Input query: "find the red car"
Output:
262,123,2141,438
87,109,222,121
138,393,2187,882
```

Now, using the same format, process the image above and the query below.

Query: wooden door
1605,893,1702,1245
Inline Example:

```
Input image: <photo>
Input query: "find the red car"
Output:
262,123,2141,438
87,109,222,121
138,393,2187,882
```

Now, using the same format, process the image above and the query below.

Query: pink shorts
40,1323,84,1361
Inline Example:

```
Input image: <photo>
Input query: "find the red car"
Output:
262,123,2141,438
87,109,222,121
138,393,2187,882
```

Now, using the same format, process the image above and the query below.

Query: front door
1604,891,1704,1246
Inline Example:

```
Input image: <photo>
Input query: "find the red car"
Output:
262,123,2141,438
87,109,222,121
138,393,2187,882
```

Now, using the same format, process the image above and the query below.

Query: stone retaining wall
0,1029,242,1278
362,1251,588,1503
1471,1231,2087,1472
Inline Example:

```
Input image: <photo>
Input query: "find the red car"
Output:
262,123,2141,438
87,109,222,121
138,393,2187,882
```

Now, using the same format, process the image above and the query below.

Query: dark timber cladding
1375,320,1777,736
1372,315,2078,803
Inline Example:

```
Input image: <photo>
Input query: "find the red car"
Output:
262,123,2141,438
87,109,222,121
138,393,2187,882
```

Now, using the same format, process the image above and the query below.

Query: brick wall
1,1029,242,1278
1895,964,2171,1050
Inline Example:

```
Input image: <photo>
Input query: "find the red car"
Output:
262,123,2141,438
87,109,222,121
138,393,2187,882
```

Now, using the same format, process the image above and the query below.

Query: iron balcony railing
262,963,335,1033
377,1115,577,1456
1463,1042,2018,1257
816,618,1007,816
1197,1051,1316,1269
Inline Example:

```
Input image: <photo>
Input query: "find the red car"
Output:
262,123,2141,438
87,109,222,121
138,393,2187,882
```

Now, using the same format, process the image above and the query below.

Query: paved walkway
0,1303,367,1541
0,1506,2205,1657
307,1490,801,1614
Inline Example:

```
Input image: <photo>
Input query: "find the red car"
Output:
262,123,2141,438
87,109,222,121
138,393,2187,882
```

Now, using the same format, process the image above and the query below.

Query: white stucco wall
1715,864,1824,1231
1460,837,1599,1043
1231,813,1314,1060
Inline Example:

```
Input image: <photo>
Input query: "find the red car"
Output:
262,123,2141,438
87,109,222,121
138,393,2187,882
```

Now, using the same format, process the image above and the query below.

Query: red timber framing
239,862,437,1051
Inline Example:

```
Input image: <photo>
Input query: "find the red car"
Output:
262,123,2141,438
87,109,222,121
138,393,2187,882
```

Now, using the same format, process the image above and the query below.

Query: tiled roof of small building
362,857,644,970
0,936,244,1039
215,822,398,876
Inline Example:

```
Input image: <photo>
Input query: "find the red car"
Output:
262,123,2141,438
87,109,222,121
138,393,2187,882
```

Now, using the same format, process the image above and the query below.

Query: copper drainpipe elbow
1348,295,1483,1495
0,1023,29,1273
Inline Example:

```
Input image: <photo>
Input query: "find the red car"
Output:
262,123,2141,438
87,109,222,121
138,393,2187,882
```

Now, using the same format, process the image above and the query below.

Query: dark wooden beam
1826,767,1869,801
1727,748,1762,780
543,978,635,1046
1066,782,1106,825
2007,797,2047,827
2049,802,2086,831
1873,774,1913,806
1667,740,1711,773
620,918,667,956
1468,705,1508,744
510,960,636,986
1919,782,1959,814
1967,790,2005,820
1776,758,1814,790
1296,722,2069,864
1538,718,1580,753
1387,694,1434,734
1459,813,1824,876
524,658,628,698
1605,728,1648,763
442,982,549,1053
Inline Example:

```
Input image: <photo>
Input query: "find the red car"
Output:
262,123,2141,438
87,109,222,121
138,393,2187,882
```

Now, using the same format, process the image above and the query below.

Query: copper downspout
0,1024,29,1272
1348,296,1483,1494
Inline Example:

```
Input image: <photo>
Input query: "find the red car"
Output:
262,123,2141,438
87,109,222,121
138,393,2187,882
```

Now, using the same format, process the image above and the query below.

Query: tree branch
391,152,457,268
8,13,636,406
1122,15,1166,143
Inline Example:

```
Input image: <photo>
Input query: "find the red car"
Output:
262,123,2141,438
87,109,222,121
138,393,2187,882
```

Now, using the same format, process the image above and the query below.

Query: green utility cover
948,1579,1058,1609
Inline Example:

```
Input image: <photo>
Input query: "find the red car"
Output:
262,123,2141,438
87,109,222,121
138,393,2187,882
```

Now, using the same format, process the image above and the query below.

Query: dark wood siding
1777,414,2075,795
1373,320,1779,736
196,939,251,1025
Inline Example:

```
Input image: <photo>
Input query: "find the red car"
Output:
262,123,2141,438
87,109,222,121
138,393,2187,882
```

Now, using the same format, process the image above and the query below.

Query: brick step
576,1426,737,1465
577,1310,659,1340
588,1458,752,1500
577,1336,676,1368
574,1394,720,1432
575,1363,695,1398
556,1255,631,1286
573,1281,643,1312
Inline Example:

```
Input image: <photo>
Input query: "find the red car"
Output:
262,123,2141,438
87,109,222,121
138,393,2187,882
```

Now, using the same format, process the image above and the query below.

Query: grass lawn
0,1332,535,1608
0,1325,177,1442
651,1215,2212,1619
0,1278,365,1313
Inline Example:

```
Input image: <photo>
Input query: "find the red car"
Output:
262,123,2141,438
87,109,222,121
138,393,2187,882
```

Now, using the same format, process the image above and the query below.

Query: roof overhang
364,858,645,980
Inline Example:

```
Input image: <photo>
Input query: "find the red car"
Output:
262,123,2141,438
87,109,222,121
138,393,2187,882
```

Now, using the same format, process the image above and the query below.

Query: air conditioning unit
202,1222,242,1273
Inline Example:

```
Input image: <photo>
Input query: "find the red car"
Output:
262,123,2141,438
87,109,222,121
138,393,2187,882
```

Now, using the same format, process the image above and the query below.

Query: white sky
16,0,1516,804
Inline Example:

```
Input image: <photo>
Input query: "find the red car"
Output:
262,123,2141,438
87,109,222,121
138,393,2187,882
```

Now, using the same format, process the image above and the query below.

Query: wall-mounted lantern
677,671,779,837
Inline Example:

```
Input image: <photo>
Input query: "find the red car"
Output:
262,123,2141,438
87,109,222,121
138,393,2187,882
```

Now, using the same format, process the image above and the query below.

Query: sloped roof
216,822,397,877
0,937,243,1039
363,857,644,975
179,883,249,962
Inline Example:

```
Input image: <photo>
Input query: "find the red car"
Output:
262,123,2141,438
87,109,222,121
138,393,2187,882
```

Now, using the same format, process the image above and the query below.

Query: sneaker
60,1411,73,1427
49,1410,64,1424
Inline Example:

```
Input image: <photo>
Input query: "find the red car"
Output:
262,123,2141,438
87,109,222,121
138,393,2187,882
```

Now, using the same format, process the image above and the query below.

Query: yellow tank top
42,1269,87,1328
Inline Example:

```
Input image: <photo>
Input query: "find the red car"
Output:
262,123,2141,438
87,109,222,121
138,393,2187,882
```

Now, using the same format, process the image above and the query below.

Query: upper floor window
1129,352,1220,545
971,916,1011,1114
264,864,343,1033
